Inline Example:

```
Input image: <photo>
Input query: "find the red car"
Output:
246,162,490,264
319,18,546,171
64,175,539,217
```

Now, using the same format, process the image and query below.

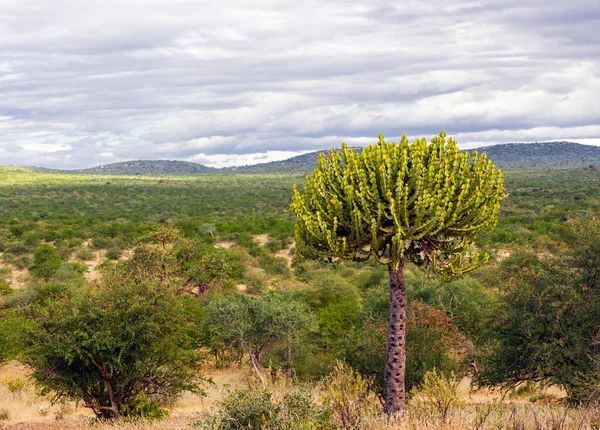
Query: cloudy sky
0,0,599,168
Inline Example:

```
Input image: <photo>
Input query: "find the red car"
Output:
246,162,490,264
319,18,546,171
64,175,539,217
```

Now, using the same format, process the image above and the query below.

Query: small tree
30,244,62,279
23,279,205,419
203,293,316,379
292,132,504,413
479,217,600,404
102,227,244,297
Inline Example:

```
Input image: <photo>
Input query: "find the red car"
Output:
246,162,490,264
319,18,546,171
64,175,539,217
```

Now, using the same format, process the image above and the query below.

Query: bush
321,361,379,429
29,244,62,279
344,300,465,397
76,249,95,261
479,217,600,404
196,372,332,430
104,247,123,260
409,369,465,425
217,387,279,429
202,293,316,373
119,393,170,420
23,279,206,419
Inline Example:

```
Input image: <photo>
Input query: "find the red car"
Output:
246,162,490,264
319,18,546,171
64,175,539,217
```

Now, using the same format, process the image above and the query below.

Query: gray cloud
0,0,599,168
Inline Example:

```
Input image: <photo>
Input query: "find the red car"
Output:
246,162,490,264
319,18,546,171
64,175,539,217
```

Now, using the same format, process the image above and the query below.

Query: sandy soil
0,362,253,429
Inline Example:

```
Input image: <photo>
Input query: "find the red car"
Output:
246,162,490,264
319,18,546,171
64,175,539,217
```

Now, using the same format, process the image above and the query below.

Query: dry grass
0,362,254,429
0,254,29,290
364,403,600,430
1,361,598,430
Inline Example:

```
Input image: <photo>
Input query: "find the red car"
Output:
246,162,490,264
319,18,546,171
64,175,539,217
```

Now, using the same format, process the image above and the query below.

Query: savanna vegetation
0,136,599,428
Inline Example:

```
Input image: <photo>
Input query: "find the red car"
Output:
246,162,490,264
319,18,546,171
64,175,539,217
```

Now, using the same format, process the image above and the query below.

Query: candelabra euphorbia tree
291,132,505,414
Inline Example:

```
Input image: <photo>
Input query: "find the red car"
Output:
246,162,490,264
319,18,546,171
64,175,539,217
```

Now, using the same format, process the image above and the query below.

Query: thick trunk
385,261,407,415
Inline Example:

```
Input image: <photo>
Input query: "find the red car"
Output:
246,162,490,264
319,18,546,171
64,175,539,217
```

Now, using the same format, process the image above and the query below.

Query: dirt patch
83,249,105,282
254,234,270,247
0,253,29,290
215,241,235,250
274,244,294,268
0,362,253,429
4,267,28,290
495,249,511,262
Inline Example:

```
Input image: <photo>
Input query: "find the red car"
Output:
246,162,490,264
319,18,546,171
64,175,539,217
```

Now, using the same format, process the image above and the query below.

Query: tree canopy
292,132,504,276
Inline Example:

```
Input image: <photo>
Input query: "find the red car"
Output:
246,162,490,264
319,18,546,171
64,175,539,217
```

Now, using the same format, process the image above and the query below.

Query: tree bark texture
385,261,407,415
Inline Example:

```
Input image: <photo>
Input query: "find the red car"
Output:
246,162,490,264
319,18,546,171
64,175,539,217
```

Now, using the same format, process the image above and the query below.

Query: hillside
71,160,216,175
226,151,328,173
2,141,600,175
471,141,600,170
0,164,58,173
226,141,600,173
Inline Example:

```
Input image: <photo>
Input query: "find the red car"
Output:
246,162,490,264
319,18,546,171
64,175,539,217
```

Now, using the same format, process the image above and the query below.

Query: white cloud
187,150,312,168
0,0,598,168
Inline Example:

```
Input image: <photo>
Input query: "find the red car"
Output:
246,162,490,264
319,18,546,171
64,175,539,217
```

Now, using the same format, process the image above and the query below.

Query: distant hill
70,160,216,175
469,141,600,170
225,151,334,173
227,141,600,173
2,141,599,175
0,164,58,173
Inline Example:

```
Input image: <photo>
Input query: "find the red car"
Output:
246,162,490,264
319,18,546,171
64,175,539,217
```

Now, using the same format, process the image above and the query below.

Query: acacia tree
291,132,504,413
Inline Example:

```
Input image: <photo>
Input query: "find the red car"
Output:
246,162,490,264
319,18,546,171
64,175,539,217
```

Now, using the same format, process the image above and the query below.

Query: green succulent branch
291,131,505,278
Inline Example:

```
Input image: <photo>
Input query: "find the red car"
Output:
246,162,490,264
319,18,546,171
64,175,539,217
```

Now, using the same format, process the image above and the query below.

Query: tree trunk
385,261,407,415
249,350,265,385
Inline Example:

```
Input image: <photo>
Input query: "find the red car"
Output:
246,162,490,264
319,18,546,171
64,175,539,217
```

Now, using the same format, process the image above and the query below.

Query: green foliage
197,379,331,430
407,272,497,337
119,393,170,420
344,300,464,396
321,361,380,429
104,247,123,260
22,279,206,419
202,293,316,372
292,132,504,276
301,272,361,339
209,387,279,429
29,244,63,279
479,217,600,404
104,227,244,296
409,369,465,425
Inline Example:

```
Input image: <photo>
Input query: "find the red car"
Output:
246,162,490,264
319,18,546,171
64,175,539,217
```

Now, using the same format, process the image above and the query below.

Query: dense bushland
0,165,599,425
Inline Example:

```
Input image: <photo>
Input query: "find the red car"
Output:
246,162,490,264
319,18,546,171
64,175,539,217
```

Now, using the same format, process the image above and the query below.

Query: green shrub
120,393,170,420
409,369,465,426
479,219,600,404
23,280,206,419
91,237,111,249
196,375,331,430
0,280,12,295
76,250,95,261
105,247,123,260
321,361,379,429
29,244,62,279
219,387,279,429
